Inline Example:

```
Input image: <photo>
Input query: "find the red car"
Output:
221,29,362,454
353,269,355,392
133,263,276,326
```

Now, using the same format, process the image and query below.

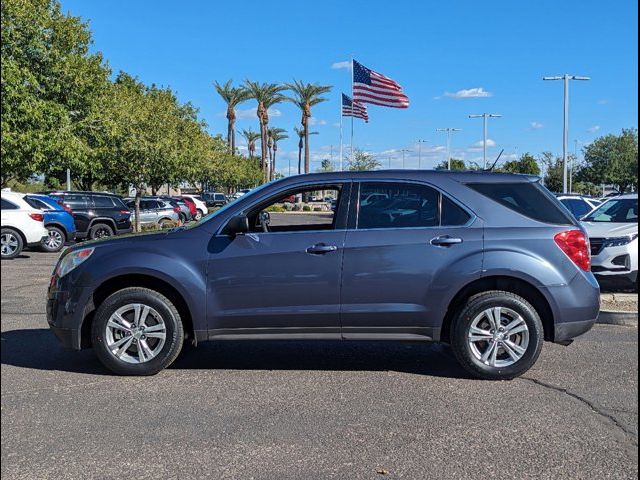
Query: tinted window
468,182,575,225
1,198,18,210
62,194,88,209
442,196,471,226
93,195,116,208
24,197,49,210
562,199,591,217
358,183,439,229
583,198,638,223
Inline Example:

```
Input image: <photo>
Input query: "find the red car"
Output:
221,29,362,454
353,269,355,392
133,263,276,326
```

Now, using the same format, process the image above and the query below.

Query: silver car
126,198,180,228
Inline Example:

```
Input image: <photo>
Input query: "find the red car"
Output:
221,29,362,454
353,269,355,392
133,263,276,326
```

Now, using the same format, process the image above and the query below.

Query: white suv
1,191,49,259
581,194,638,291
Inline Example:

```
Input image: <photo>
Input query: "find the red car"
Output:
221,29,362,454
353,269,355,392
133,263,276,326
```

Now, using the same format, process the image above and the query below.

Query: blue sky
61,0,638,173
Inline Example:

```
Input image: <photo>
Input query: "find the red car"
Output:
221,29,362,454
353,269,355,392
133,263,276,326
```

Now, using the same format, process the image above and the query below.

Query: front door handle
306,244,338,255
430,235,463,247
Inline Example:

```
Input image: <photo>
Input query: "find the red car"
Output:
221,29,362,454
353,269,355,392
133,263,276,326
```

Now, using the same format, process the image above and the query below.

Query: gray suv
125,198,180,228
48,171,600,379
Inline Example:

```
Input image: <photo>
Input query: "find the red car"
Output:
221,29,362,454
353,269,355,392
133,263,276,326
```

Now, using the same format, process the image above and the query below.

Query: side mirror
226,215,249,235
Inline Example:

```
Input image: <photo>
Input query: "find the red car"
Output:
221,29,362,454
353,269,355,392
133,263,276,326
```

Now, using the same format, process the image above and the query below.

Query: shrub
313,207,322,212
265,205,287,213
303,205,312,212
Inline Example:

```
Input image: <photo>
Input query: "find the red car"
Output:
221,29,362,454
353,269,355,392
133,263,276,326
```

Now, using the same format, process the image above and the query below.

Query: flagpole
339,95,344,171
350,56,354,166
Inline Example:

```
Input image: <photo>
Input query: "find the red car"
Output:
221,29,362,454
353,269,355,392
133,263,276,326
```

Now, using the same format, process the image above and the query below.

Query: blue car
24,194,76,252
47,171,600,379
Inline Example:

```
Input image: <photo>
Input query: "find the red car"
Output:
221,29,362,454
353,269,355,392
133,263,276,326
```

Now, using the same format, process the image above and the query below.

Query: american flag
342,93,368,122
353,60,409,108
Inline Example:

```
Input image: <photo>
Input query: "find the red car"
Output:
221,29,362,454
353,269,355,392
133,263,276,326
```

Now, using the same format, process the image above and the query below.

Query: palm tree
214,80,251,155
294,127,318,175
286,80,332,174
239,128,261,159
244,80,286,181
268,127,288,180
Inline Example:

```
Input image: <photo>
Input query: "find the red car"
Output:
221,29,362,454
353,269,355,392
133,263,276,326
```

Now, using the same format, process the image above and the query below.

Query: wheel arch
88,217,117,232
440,275,555,343
81,273,196,349
44,222,68,240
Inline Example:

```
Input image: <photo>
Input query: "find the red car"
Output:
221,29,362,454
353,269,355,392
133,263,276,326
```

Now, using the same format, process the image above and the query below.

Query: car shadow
1,328,473,379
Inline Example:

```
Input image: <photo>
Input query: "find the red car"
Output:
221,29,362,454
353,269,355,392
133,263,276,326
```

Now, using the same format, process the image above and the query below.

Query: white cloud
530,122,544,130
444,87,492,99
471,139,497,148
309,117,327,126
587,125,601,133
331,61,351,70
235,107,282,120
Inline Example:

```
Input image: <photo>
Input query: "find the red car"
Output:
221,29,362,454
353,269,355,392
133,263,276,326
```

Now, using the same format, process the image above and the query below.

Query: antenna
486,149,504,172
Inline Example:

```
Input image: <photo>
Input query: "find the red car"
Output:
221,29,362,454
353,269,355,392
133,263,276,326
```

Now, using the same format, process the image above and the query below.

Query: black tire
158,218,173,229
40,226,66,252
91,287,184,375
89,223,114,240
195,209,204,221
1,228,24,259
178,212,187,223
451,291,544,380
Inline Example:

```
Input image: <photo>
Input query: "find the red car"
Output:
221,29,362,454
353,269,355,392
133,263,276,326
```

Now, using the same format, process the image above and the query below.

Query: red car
178,196,197,218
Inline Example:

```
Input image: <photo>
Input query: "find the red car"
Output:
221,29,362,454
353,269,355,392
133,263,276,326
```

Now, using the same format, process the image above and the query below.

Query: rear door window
358,183,440,229
441,196,471,226
467,182,575,225
92,195,116,208
61,194,89,210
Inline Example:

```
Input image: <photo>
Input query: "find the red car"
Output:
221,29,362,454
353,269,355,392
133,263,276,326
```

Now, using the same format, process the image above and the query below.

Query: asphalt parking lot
1,252,638,479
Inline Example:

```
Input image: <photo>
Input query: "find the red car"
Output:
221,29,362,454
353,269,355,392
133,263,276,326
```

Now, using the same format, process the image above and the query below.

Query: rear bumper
554,318,597,343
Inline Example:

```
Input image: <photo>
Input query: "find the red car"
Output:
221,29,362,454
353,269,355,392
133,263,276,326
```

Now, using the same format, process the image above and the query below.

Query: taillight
29,213,44,222
555,230,591,272
173,206,181,213
58,201,72,214
120,210,131,215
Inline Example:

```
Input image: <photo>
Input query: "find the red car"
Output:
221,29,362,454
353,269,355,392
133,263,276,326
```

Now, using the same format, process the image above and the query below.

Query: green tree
319,159,334,173
239,128,260,159
348,149,381,171
294,127,318,175
578,129,638,193
267,127,288,181
501,153,541,176
214,80,250,155
435,158,466,171
244,81,286,181
540,152,566,193
286,80,332,174
1,0,111,187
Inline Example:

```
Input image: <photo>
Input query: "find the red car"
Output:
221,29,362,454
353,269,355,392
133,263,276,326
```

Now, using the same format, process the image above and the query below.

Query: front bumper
47,283,94,350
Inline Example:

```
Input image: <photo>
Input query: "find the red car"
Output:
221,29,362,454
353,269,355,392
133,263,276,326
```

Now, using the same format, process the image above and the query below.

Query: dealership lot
1,252,638,479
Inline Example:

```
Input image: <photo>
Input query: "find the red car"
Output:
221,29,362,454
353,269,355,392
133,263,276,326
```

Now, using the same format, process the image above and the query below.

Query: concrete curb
597,310,639,327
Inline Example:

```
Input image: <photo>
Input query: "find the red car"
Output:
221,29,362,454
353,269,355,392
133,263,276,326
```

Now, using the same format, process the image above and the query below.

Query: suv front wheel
451,291,544,380
91,287,184,375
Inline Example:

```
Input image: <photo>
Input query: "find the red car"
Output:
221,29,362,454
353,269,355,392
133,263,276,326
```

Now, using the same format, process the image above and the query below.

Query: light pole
417,139,429,169
543,74,590,193
436,128,461,170
468,113,501,169
399,149,412,169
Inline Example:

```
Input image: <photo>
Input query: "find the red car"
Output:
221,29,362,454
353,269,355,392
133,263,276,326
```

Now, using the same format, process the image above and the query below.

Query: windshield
583,198,638,223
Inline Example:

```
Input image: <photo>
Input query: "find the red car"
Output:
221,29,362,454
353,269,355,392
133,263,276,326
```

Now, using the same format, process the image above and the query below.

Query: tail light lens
29,213,44,222
120,210,131,216
57,200,73,214
555,230,591,271
173,206,181,213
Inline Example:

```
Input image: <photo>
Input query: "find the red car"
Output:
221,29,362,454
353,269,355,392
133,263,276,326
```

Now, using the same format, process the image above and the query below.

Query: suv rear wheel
91,287,184,375
451,291,544,380
41,226,65,252
89,223,114,240
1,228,23,259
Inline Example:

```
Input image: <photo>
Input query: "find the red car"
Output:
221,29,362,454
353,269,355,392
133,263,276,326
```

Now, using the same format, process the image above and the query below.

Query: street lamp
468,113,502,169
436,128,461,170
543,74,590,193
417,140,430,169
399,149,412,169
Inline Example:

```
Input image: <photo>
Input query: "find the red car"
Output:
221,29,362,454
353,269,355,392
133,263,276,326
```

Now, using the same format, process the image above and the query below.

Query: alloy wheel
1,233,19,257
44,230,64,250
467,306,530,368
105,303,167,364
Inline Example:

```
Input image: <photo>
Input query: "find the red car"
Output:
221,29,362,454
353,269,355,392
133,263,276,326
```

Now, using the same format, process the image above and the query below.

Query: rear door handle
306,244,338,255
430,235,463,247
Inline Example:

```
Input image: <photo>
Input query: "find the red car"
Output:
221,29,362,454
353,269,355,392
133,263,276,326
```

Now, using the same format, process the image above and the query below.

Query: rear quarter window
92,195,116,208
468,182,576,225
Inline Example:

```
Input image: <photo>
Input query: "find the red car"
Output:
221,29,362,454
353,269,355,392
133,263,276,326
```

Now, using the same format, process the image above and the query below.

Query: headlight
55,248,94,278
603,234,638,248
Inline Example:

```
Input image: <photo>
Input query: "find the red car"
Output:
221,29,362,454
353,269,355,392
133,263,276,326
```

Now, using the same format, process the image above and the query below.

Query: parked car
581,194,638,291
48,171,599,379
23,194,76,252
202,192,228,208
180,194,207,220
153,196,191,223
1,191,49,259
176,196,197,220
125,198,180,228
557,195,602,219
232,189,251,200
47,191,132,240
